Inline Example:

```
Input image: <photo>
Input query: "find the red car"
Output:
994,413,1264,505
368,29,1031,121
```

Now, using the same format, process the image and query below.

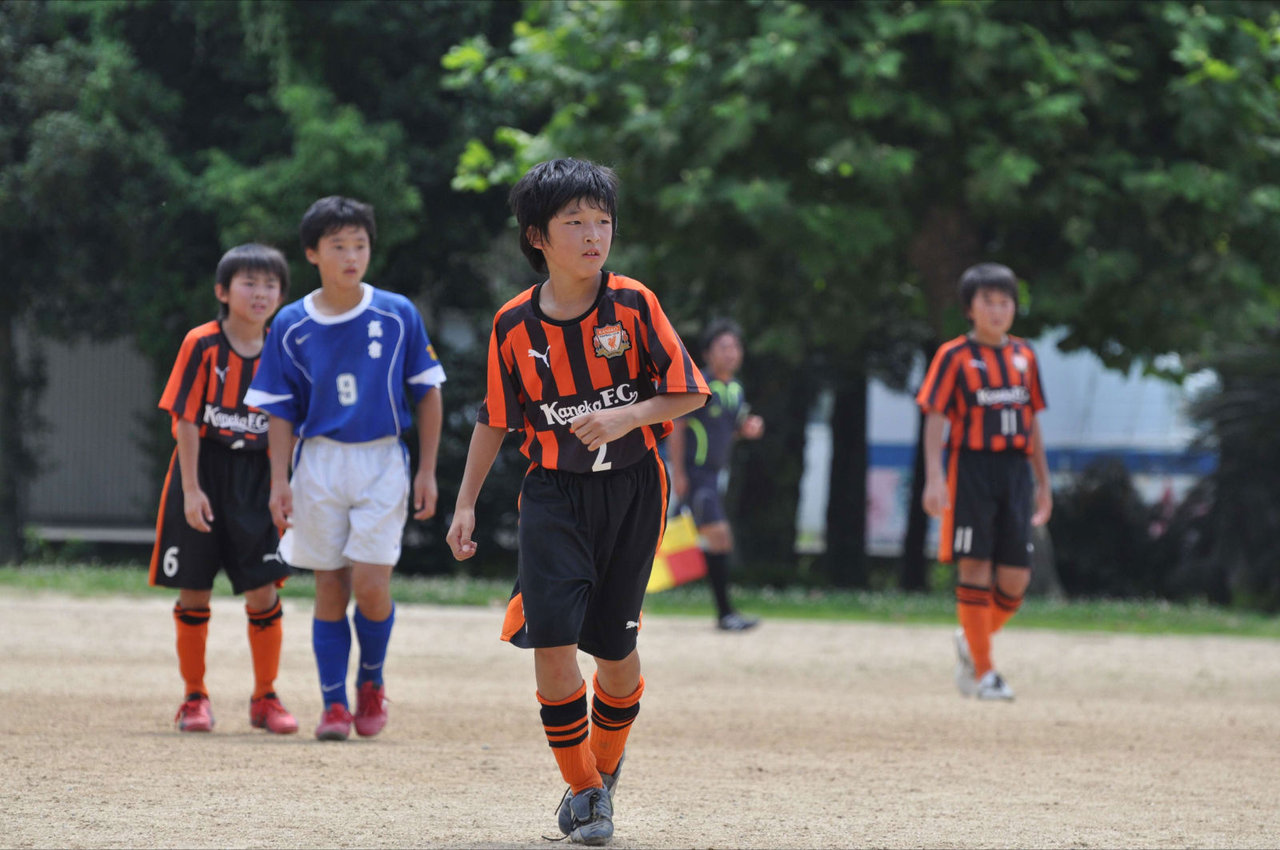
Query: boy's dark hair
509,158,619,273
701,318,743,356
958,262,1018,310
214,243,291,318
299,196,377,251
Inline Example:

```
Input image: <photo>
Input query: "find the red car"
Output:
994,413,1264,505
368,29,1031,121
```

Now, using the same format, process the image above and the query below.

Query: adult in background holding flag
666,319,765,631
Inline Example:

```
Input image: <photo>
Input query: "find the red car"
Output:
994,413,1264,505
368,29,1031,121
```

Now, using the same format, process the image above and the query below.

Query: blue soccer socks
353,604,395,687
312,615,353,709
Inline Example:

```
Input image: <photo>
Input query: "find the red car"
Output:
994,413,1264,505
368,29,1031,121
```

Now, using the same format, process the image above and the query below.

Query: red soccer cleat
353,681,389,738
175,693,214,732
250,693,299,734
314,703,353,741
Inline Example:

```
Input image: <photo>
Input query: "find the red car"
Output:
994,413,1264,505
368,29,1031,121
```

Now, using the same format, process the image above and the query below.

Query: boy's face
705,332,743,378
216,269,283,326
305,225,370,290
528,199,612,280
966,287,1017,340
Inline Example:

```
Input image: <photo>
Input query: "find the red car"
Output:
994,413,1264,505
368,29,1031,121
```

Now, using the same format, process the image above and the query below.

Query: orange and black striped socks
538,683,601,794
590,673,643,776
955,583,993,678
173,603,210,697
991,586,1023,634
246,597,284,700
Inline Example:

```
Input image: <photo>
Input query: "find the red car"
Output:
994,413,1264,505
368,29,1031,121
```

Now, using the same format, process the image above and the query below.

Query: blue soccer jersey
245,284,446,442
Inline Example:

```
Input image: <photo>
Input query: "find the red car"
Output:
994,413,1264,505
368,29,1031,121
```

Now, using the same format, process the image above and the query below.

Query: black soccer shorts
502,449,667,661
942,450,1034,567
149,441,290,594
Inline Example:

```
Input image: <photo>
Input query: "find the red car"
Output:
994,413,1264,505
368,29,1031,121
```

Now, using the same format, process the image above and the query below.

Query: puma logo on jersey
625,620,640,630
528,347,550,368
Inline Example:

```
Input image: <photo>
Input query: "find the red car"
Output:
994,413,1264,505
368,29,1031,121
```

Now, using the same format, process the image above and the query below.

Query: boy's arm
412,387,443,521
568,392,706,452
1029,415,1053,526
445,423,507,560
921,412,950,518
174,420,213,532
265,415,296,528
666,419,689,501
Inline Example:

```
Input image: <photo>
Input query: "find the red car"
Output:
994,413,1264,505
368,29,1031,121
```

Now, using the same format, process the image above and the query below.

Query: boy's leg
351,562,395,737
991,565,1030,634
955,559,994,680
700,522,735,621
173,588,214,732
243,585,283,700
312,567,353,714
244,583,297,734
536,645,602,793
590,652,643,777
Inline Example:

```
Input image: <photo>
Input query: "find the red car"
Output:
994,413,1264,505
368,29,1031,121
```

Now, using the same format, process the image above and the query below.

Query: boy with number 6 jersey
245,196,445,741
150,243,296,735
916,262,1052,702
446,158,709,845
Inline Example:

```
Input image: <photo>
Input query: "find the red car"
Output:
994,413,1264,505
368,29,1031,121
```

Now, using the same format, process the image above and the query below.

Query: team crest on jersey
592,323,631,359
1012,354,1028,372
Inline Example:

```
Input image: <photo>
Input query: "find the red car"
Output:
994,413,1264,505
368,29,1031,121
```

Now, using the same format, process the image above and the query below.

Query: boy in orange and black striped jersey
916,262,1052,702
446,158,709,845
149,244,298,734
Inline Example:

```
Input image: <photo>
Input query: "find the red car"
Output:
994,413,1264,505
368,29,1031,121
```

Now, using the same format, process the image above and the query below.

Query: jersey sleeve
916,342,960,416
638,287,710,397
158,326,210,424
402,301,446,401
476,313,525,430
244,322,303,422
1026,344,1048,412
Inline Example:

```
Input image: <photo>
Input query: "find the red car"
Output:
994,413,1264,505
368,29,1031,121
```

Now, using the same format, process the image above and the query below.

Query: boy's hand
446,507,478,560
269,480,293,529
412,470,438,520
670,466,689,501
1032,481,1053,526
569,407,635,452
922,476,950,518
740,414,765,440
183,488,214,533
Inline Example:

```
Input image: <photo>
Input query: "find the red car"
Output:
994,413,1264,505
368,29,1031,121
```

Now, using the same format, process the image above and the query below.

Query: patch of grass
1,562,1277,638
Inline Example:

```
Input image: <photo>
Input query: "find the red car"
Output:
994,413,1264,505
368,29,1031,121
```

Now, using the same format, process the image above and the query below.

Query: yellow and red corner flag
647,510,707,593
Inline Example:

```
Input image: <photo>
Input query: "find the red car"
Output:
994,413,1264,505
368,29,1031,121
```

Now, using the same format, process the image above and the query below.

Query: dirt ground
3,590,1279,849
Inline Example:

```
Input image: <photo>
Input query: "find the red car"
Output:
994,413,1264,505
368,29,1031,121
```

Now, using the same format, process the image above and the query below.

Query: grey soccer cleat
953,628,977,697
558,752,625,836
975,669,1015,701
565,786,613,845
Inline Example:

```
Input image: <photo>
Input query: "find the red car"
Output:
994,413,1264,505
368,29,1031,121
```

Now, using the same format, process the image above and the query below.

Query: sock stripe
993,587,1022,611
246,599,283,629
955,585,991,606
173,604,211,626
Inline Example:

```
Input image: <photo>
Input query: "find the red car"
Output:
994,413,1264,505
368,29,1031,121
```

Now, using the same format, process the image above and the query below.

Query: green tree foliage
0,0,526,568
448,0,1280,589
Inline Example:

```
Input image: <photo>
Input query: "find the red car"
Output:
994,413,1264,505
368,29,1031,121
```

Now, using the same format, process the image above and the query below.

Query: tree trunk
0,315,26,563
900,403,931,592
822,370,868,588
732,360,814,576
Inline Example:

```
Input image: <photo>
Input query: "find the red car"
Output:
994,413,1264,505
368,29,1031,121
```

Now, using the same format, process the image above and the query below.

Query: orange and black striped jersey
159,320,269,450
915,334,1047,454
479,271,710,474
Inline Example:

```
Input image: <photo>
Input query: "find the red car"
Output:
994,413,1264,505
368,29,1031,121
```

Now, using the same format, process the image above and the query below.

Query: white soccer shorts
279,436,409,570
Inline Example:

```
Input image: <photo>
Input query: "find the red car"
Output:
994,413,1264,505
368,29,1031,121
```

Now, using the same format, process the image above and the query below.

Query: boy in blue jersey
245,196,445,741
